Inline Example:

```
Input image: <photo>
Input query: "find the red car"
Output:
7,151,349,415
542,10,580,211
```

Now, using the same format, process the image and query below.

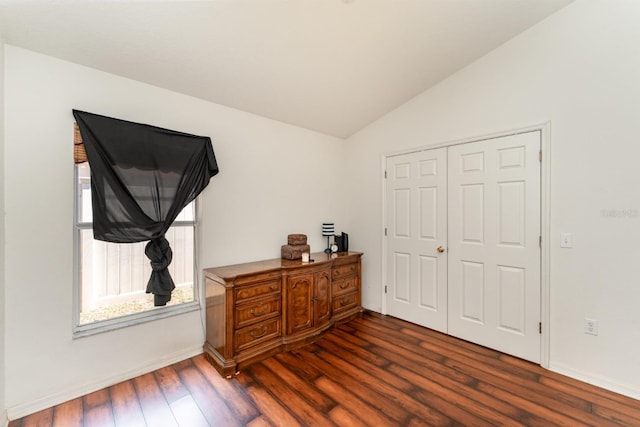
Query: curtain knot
145,236,175,306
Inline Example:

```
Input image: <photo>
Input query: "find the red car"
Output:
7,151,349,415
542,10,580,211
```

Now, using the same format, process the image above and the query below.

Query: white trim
72,165,81,335
6,345,204,421
539,122,552,368
381,122,552,367
549,361,640,401
195,199,208,341
380,153,388,314
383,122,551,158
73,300,200,338
72,161,202,337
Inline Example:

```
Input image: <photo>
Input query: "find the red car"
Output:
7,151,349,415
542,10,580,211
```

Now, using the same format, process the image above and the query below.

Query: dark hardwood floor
10,312,640,426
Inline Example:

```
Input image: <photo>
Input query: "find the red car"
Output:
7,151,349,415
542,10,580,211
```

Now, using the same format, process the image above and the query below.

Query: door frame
380,122,552,368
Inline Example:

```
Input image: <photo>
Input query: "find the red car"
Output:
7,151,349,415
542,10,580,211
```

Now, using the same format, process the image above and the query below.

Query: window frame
72,164,201,338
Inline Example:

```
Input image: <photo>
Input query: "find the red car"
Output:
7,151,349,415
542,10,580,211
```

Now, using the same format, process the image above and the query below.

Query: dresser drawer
235,279,281,303
235,296,281,329
332,263,357,280
235,318,281,352
333,292,358,314
332,276,358,297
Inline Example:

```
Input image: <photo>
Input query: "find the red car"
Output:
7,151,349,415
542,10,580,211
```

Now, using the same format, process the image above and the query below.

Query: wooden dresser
203,251,362,377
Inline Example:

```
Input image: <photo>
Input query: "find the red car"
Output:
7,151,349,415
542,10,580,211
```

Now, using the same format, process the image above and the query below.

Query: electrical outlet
585,318,598,336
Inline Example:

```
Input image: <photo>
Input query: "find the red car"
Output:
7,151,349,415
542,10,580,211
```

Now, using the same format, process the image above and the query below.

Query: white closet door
447,131,541,362
385,148,448,332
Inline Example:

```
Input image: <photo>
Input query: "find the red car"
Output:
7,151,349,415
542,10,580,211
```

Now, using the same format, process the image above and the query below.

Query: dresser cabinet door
314,270,332,327
286,273,313,335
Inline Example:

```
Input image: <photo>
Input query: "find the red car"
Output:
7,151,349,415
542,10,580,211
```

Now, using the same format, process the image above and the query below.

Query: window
74,162,199,335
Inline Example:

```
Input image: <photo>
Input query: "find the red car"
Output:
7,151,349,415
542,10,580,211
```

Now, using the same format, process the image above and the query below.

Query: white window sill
73,299,201,338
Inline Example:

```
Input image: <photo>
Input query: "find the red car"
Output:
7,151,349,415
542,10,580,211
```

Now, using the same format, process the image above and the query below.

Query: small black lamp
322,222,334,253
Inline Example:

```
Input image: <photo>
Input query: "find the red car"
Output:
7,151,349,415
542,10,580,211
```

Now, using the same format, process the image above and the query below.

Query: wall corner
0,39,7,427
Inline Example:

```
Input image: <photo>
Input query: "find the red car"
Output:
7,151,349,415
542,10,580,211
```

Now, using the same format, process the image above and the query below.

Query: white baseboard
549,361,640,400
6,345,204,421
362,304,381,314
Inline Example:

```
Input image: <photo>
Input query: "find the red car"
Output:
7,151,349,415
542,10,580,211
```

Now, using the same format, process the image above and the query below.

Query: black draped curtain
73,110,219,306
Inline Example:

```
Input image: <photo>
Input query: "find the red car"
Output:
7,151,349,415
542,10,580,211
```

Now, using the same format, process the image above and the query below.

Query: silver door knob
437,246,445,253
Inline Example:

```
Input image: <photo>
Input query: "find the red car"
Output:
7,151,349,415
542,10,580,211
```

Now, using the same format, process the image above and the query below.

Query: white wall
0,40,7,426
3,45,344,418
345,0,640,398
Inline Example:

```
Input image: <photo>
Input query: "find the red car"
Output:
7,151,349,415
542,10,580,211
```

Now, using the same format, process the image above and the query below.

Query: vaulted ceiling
0,0,573,138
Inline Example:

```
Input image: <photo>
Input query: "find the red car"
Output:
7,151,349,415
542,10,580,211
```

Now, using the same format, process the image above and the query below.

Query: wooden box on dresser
203,251,362,377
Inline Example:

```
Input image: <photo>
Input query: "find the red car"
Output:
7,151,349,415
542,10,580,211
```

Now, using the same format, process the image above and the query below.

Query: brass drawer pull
250,306,268,317
339,299,351,307
250,327,268,339
269,285,277,291
339,282,350,290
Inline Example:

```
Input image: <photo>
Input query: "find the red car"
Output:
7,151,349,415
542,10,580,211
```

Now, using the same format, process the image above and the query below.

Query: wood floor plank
322,330,389,367
388,358,553,427
272,350,324,382
245,415,274,427
310,343,454,426
592,403,640,427
476,381,599,427
352,321,593,419
244,385,302,427
20,407,53,427
168,395,209,427
349,316,422,347
390,363,528,427
371,312,501,359
329,326,373,349
406,416,439,427
52,397,82,427
10,311,640,427
314,375,398,427
327,405,371,427
192,354,259,423
347,320,446,365
293,347,412,424
132,373,177,427
314,338,415,392
260,357,336,412
233,368,257,388
440,349,589,412
82,389,115,427
370,339,476,386
419,337,541,382
83,389,110,409
335,322,357,334
175,361,241,427
154,366,189,404
384,346,554,426
444,357,618,426
538,374,640,415
355,316,541,389
360,313,503,362
109,380,146,427
245,362,336,427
